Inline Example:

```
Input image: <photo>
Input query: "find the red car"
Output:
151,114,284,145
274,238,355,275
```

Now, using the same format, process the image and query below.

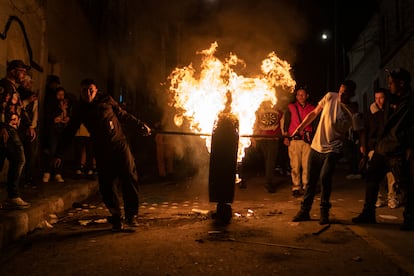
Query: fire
168,42,296,161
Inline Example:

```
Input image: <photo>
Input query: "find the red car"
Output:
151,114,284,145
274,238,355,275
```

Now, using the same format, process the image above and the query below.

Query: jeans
363,153,405,213
301,149,341,212
0,127,25,198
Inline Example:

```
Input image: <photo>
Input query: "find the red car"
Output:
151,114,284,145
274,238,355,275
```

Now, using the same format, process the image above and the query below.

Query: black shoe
107,216,123,231
352,212,376,224
292,190,301,198
238,180,247,189
320,210,330,225
292,210,311,222
265,183,276,194
125,216,139,227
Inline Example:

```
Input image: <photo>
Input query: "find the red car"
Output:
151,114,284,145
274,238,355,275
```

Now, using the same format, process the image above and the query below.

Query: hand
29,128,36,142
141,123,152,136
283,137,290,146
53,158,62,168
292,126,303,138
407,149,413,161
250,139,257,148
358,156,368,172
368,150,374,160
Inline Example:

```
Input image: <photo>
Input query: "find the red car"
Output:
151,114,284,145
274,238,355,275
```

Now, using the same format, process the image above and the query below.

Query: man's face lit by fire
374,91,385,109
338,84,354,104
80,84,98,103
12,68,27,84
296,89,308,105
387,76,403,95
56,89,65,101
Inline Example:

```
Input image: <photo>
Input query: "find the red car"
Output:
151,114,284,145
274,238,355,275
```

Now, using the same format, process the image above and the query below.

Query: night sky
81,0,378,103
294,0,378,100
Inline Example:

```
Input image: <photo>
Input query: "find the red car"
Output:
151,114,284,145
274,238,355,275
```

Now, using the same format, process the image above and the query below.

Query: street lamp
321,31,331,91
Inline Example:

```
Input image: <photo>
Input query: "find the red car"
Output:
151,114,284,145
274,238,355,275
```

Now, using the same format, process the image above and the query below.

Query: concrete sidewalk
0,178,98,250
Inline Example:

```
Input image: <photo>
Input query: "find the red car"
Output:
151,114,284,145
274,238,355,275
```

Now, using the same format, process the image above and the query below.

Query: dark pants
42,127,63,174
74,136,94,169
362,153,405,213
0,127,25,198
95,140,139,219
343,139,361,174
301,149,341,212
19,128,37,182
256,139,279,186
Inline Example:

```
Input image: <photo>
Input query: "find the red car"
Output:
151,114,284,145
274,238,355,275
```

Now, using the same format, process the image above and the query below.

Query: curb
0,180,99,250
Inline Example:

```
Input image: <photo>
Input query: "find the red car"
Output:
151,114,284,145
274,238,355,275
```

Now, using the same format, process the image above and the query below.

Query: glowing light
168,42,295,161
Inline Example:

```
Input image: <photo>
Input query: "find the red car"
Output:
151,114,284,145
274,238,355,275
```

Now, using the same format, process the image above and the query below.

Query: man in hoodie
56,78,151,231
361,88,399,209
353,68,414,231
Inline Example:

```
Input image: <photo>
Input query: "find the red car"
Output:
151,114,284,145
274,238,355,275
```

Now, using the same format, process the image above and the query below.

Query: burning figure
168,42,296,223
209,91,239,223
168,42,295,160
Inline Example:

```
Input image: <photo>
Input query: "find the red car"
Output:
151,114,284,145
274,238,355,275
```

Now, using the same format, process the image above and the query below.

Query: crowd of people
1,58,413,231
240,71,414,231
0,60,151,231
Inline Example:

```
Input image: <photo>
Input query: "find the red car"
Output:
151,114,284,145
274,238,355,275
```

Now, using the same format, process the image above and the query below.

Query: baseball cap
7,59,31,71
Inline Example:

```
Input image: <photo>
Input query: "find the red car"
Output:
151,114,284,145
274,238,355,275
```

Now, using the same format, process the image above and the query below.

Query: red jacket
285,102,315,136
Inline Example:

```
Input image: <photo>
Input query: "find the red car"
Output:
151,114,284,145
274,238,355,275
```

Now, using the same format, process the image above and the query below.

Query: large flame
168,42,296,161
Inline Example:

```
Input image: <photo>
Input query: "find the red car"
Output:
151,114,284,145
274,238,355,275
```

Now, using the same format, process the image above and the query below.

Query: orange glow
168,42,295,161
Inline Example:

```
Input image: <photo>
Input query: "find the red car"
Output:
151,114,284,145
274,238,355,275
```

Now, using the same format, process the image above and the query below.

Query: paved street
1,162,413,275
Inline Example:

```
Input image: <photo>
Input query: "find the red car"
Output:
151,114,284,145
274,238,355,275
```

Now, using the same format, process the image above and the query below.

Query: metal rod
156,130,281,139
155,130,212,136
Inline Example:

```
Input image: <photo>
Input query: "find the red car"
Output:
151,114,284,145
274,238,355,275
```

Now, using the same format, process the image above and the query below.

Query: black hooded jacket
376,90,414,157
57,91,146,159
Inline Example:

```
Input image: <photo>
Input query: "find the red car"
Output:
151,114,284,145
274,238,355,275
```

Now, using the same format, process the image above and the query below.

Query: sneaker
292,190,301,198
375,197,386,208
42,172,50,183
125,216,139,227
107,216,123,232
5,197,31,209
75,169,83,175
353,174,362,179
235,174,242,184
292,210,311,222
388,198,399,209
352,212,376,224
55,174,65,183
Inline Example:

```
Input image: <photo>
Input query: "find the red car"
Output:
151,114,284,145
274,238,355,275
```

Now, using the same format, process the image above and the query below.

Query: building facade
347,0,414,114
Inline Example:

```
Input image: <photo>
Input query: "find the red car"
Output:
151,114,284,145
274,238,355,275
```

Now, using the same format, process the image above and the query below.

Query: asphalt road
0,164,413,275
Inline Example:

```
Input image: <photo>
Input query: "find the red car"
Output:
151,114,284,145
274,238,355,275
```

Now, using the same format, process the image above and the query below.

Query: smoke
96,0,310,180
177,0,308,74
150,0,309,178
